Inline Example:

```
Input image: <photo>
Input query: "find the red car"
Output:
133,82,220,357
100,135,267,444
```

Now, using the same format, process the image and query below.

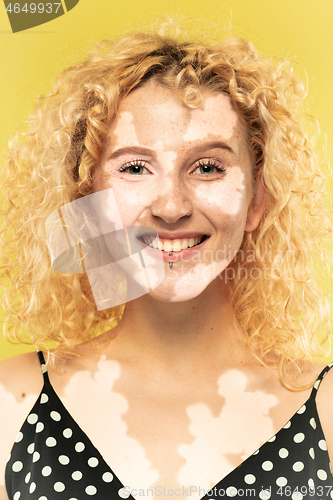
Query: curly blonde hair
1,26,332,386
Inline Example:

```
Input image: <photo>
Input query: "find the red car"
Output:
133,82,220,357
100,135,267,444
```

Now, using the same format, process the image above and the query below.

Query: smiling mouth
139,235,209,252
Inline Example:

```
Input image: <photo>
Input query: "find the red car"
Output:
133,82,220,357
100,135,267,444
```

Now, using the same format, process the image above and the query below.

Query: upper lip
138,231,210,240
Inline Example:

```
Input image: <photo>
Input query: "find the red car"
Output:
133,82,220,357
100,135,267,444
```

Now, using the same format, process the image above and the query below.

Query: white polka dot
85,485,97,495
13,493,21,500
72,471,83,481
88,457,99,468
42,466,52,476
293,461,304,472
317,469,328,480
102,472,114,483
40,393,49,404
29,482,36,494
293,433,305,443
63,428,73,438
291,492,303,500
27,443,35,454
46,437,57,447
226,487,237,497
244,474,256,484
36,422,44,433
253,449,259,455
279,448,289,458
54,482,65,492
25,472,31,483
308,478,315,490
309,447,315,459
283,421,291,428
12,461,23,472
27,413,38,425
259,490,271,499
262,460,273,471
15,432,23,443
59,455,70,465
50,411,61,421
33,452,40,463
314,380,320,390
268,435,276,442
319,439,327,450
330,491,333,500
310,418,316,429
297,404,306,414
75,442,85,452
276,477,288,487
38,497,48,500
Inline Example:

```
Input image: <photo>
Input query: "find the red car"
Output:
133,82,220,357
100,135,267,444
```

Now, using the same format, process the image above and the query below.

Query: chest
49,366,313,499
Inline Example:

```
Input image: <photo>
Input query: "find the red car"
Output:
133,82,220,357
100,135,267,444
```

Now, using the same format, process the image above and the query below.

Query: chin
147,277,211,303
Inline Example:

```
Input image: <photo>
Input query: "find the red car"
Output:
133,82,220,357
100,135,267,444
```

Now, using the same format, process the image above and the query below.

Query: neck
112,279,255,373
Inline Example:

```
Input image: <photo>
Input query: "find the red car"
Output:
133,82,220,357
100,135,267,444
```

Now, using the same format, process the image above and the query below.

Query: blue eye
117,160,150,175
193,159,226,175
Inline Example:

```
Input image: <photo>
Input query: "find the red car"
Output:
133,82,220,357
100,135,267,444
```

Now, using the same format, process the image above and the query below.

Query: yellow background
0,0,332,361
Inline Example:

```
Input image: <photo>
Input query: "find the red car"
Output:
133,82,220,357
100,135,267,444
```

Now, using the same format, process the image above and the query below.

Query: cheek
107,182,154,228
197,168,248,221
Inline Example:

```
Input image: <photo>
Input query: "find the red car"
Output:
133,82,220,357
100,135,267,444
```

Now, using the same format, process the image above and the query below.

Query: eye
117,160,150,175
192,159,227,176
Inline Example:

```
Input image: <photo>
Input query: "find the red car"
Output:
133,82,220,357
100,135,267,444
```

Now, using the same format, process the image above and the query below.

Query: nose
150,180,193,224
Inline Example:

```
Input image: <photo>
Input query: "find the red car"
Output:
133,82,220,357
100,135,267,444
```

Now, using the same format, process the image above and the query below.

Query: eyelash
116,159,227,175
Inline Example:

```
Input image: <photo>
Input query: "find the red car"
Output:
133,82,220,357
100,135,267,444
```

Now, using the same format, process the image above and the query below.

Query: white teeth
163,241,173,252
142,236,205,251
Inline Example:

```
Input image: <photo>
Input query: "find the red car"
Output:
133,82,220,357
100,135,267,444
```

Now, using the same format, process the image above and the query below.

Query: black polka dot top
5,352,333,500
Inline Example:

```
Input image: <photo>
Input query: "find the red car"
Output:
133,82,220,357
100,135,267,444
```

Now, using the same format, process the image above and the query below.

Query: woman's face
93,81,265,302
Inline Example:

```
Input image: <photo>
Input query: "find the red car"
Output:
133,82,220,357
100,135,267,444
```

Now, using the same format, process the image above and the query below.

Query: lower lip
137,237,210,262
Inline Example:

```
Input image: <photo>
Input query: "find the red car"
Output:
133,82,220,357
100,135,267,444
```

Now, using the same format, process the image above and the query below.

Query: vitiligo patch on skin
178,370,277,490
182,94,238,143
60,356,159,491
113,111,141,147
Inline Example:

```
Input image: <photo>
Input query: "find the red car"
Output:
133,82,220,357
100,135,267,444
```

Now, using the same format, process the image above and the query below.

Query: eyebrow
106,146,156,162
106,141,237,162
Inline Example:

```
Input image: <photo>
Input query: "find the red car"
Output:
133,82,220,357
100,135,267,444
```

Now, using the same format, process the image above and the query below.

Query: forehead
107,83,247,155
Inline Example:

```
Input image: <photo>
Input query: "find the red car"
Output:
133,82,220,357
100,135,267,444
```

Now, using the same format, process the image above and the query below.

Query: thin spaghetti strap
36,349,50,384
309,362,333,400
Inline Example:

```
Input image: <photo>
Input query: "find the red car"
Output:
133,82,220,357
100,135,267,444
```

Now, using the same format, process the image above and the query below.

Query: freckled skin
95,83,259,302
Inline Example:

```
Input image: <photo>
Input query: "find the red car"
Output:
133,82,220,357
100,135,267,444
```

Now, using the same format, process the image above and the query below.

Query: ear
245,164,267,232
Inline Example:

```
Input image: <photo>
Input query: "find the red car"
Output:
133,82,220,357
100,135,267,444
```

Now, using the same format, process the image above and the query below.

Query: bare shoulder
0,351,44,491
0,351,43,392
314,361,333,461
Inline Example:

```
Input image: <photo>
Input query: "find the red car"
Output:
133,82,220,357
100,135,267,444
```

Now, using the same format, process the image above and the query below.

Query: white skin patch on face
177,370,277,489
182,94,237,143
113,111,140,146
62,355,159,490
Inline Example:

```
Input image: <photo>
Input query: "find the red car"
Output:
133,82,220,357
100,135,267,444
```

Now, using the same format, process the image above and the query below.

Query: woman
0,27,332,500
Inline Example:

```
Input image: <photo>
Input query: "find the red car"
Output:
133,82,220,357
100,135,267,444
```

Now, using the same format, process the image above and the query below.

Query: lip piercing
169,251,173,268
